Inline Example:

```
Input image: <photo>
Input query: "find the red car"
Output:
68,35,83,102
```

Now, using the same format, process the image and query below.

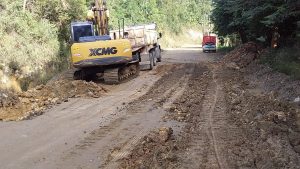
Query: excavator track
103,69,120,84
104,63,140,84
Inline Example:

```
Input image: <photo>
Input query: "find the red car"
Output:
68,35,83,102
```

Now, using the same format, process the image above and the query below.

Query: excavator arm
93,0,109,36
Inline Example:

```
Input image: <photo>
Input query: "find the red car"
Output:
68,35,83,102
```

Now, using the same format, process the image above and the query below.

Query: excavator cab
71,22,95,42
71,22,112,43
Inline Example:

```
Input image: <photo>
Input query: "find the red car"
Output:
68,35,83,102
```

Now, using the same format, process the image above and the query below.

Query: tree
107,0,212,33
211,0,300,46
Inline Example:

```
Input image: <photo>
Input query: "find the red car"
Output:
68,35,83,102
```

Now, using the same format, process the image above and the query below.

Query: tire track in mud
176,65,235,169
115,64,241,169
102,65,194,169
56,64,194,169
208,67,229,169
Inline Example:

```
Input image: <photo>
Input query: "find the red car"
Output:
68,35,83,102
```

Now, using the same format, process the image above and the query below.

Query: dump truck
70,0,162,84
202,35,217,53
110,23,162,70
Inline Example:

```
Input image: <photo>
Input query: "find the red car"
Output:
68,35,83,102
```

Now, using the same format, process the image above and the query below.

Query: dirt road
0,48,209,169
1,48,300,169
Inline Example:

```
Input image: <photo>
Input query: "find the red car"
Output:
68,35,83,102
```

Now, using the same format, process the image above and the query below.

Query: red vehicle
202,35,217,53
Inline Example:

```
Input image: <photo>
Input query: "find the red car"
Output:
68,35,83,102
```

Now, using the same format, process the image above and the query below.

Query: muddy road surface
0,48,210,169
1,47,300,169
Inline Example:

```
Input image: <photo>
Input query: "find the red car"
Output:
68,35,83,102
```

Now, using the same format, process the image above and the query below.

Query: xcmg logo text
89,47,118,56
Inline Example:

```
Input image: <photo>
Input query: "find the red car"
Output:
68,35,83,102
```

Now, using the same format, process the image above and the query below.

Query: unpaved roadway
1,48,300,169
0,48,214,169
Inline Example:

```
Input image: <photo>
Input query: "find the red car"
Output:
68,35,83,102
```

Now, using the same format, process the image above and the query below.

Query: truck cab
202,35,217,53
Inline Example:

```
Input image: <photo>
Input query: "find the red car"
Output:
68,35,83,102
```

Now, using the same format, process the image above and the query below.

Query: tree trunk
239,30,248,43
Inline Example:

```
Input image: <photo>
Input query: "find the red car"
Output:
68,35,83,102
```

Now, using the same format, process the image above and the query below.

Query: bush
0,0,86,91
260,47,300,79
217,46,235,54
0,1,60,76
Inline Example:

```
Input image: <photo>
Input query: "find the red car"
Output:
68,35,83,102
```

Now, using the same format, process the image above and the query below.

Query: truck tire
152,50,157,66
156,47,162,62
149,52,154,70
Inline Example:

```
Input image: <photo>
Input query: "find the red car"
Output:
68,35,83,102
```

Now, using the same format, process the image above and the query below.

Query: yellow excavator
70,0,140,83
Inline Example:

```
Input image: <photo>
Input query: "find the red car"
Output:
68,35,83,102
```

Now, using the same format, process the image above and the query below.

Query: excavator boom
93,0,109,36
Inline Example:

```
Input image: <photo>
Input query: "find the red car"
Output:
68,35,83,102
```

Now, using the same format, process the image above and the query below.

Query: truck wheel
133,53,140,62
152,51,157,66
156,48,162,62
149,52,154,70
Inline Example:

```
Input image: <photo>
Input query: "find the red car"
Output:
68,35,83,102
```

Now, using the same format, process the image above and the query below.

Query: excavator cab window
71,22,94,42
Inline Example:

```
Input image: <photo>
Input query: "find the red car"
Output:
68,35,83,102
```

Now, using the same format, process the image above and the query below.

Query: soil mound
119,127,178,169
0,90,19,108
223,42,259,68
222,42,300,105
0,80,108,121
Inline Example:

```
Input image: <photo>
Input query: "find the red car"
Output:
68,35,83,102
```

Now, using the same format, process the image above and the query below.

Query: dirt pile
246,63,300,105
223,42,259,69
222,67,300,168
223,42,300,106
0,90,19,107
221,45,300,167
120,62,300,168
119,64,211,169
119,127,179,169
0,80,108,121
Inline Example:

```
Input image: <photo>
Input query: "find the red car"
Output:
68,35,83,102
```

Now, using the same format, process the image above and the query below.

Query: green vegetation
105,0,212,47
211,0,299,46
261,47,300,79
217,46,235,54
106,0,212,33
0,1,59,75
1,0,213,90
0,0,86,90
211,0,300,78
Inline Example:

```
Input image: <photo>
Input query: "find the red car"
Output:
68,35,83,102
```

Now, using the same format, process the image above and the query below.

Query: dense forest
211,0,300,79
211,0,300,46
106,0,212,33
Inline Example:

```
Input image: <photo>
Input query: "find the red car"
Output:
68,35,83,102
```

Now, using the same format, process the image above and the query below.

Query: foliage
217,46,235,54
211,0,300,46
0,0,213,90
106,0,212,34
0,0,59,75
260,47,300,79
29,0,86,42
0,0,86,90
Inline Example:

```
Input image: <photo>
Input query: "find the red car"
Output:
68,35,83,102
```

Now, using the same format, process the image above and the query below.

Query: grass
0,0,75,91
217,46,235,54
260,47,300,80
